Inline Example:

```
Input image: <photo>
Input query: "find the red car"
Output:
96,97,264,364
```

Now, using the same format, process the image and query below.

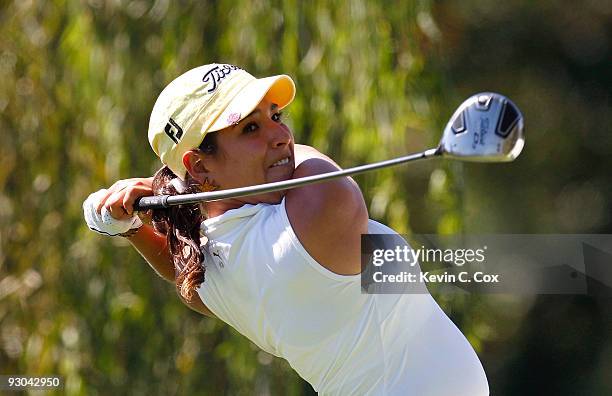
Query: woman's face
196,98,295,204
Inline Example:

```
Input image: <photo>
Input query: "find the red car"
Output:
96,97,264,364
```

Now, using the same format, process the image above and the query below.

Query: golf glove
83,189,143,237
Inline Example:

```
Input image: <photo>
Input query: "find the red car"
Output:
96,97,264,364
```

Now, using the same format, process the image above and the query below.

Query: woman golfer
83,63,489,395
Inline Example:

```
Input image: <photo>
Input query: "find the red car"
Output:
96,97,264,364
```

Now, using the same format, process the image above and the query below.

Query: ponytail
151,166,206,302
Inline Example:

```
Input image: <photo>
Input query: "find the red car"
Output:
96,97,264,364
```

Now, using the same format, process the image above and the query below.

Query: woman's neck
206,199,246,218
205,192,286,218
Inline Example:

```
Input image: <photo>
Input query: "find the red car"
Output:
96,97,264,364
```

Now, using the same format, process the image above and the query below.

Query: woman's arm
85,177,215,317
286,144,369,275
91,177,175,282
125,224,174,282
126,222,213,316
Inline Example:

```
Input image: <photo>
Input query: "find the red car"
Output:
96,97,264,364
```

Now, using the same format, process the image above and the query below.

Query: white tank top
196,199,489,395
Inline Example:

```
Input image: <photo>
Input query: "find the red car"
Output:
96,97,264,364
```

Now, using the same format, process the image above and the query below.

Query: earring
200,178,219,192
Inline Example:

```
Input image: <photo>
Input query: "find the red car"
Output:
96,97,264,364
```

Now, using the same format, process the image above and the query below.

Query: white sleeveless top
196,199,489,395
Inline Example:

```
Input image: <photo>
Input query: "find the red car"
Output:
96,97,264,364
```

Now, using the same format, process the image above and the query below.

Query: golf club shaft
134,148,441,210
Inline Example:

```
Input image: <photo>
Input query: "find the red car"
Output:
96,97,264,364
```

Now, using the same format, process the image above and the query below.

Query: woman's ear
183,150,209,181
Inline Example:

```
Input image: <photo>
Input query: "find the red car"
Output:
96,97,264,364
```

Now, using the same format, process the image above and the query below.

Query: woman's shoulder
284,163,368,275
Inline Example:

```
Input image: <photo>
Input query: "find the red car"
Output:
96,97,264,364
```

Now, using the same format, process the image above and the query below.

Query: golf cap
148,63,296,179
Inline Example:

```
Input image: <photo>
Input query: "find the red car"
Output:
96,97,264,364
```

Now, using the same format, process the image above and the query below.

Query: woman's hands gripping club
83,178,153,237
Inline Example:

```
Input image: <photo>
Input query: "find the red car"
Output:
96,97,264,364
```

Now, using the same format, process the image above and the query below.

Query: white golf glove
83,189,143,237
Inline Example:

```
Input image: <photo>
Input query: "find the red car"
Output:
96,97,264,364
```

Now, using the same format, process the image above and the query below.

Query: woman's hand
83,177,154,237
83,176,177,284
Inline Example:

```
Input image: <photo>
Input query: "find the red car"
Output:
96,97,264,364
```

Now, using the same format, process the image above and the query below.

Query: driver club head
438,92,525,162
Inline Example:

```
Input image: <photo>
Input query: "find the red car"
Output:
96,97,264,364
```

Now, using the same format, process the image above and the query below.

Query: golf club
134,92,524,210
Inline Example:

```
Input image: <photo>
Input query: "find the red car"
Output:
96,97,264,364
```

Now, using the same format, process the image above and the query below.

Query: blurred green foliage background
0,0,610,394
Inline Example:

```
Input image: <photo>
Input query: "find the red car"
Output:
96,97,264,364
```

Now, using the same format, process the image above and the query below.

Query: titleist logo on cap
202,64,241,93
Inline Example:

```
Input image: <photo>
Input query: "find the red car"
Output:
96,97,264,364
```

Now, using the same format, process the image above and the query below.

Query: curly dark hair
150,132,218,302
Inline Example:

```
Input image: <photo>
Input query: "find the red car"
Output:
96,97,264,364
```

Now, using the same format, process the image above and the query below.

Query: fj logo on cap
164,118,184,144
202,64,240,93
